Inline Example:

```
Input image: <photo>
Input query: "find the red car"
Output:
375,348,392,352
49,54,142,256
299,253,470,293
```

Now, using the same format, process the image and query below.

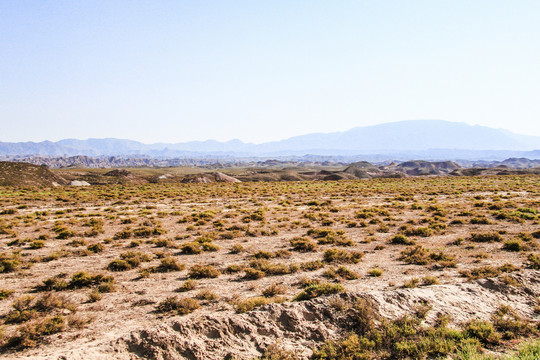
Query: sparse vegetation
0,170,539,356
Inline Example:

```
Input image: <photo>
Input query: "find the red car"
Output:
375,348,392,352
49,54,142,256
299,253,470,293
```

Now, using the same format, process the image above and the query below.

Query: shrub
188,264,220,279
528,253,540,269
367,268,383,277
133,226,166,238
38,276,68,292
463,319,498,344
323,248,363,264
56,230,75,240
156,257,185,272
229,244,244,254
176,280,196,292
502,240,524,252
234,296,270,313
323,266,359,280
113,228,132,240
156,296,200,315
300,260,325,271
0,252,21,273
460,266,501,280
470,217,491,225
260,342,297,360
225,264,245,273
69,272,114,289
400,245,430,265
252,250,274,259
262,283,287,297
107,259,131,272
491,305,537,339
180,242,202,254
195,289,218,301
107,251,151,271
290,237,318,252
87,243,104,253
0,288,15,300
244,268,265,280
421,276,439,286
469,232,503,243
294,282,344,301
389,234,416,245
248,259,297,276
154,238,170,248
403,278,420,288
201,242,220,252
404,227,433,237
29,240,45,249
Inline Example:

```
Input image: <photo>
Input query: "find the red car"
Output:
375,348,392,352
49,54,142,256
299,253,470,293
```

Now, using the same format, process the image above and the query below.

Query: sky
1,1,539,144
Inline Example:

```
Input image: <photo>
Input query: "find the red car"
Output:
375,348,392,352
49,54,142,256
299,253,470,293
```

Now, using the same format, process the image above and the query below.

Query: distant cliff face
1,120,539,158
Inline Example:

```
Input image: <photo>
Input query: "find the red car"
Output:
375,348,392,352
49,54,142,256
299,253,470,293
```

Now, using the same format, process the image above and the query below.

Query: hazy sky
1,1,539,143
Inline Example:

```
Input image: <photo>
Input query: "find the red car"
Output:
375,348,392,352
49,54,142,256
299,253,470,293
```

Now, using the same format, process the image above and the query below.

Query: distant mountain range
2,120,539,160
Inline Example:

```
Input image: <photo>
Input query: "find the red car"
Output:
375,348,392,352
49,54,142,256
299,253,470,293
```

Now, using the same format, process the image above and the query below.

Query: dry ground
1,175,540,358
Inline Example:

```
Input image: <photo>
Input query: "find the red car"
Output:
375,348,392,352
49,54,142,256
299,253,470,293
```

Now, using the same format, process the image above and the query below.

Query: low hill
0,161,67,187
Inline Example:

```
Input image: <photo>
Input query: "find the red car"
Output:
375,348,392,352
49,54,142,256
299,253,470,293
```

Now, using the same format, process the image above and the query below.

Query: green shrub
403,278,420,288
188,264,220,279
107,259,131,271
491,305,538,339
528,253,540,269
390,234,416,245
248,259,297,276
229,244,244,254
294,282,344,301
300,260,325,271
244,268,265,280
368,268,383,277
323,266,359,280
404,227,433,237
262,283,287,297
29,240,45,249
463,319,498,344
180,242,202,254
323,248,363,264
69,272,114,289
290,237,318,252
0,252,21,273
0,288,15,300
469,232,503,243
503,240,524,252
155,257,185,272
156,296,200,315
87,243,104,253
176,279,196,292
234,296,270,313
460,266,501,280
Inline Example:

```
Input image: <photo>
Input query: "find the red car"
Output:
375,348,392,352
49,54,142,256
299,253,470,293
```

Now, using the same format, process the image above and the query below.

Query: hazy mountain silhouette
1,120,539,158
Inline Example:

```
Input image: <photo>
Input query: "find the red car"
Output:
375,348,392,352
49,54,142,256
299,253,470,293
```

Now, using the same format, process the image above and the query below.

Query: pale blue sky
1,1,539,143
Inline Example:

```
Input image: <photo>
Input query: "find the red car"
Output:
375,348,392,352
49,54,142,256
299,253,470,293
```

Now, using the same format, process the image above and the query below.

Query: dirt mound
234,171,308,182
0,161,67,187
182,172,241,183
388,160,461,176
343,166,378,179
100,168,148,184
104,169,133,177
23,271,539,360
213,172,241,183
114,272,539,360
451,167,540,176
